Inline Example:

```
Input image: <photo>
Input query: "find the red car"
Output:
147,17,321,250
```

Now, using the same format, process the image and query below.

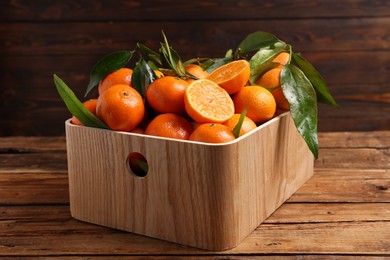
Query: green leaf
85,50,134,97
137,43,162,67
280,64,318,159
205,56,233,73
197,58,215,71
292,52,339,107
176,59,186,77
147,60,158,70
249,41,286,83
237,31,283,54
160,31,186,77
136,159,149,173
183,58,213,74
132,59,157,98
54,74,109,129
232,106,249,138
225,49,233,58
250,42,286,68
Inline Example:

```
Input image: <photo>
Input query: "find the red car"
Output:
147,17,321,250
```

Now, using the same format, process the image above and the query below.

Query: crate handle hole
126,152,148,177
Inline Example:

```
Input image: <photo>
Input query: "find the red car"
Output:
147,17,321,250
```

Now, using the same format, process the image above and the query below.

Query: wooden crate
65,111,314,251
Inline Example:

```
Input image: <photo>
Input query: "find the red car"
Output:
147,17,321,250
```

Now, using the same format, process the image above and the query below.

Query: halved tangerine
206,59,250,94
184,79,235,123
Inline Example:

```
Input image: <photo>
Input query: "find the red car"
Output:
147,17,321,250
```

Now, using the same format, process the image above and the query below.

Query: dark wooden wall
1,0,389,136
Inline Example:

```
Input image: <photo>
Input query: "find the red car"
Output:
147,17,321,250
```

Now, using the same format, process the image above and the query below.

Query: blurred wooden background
1,0,389,136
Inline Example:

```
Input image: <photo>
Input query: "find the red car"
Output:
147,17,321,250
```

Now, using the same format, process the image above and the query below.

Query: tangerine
206,59,250,94
232,86,276,124
185,64,209,79
96,84,145,131
130,127,145,134
272,52,290,66
98,68,133,95
223,114,257,137
189,123,235,143
184,79,234,123
145,113,193,140
255,66,290,110
146,76,189,114
71,99,97,126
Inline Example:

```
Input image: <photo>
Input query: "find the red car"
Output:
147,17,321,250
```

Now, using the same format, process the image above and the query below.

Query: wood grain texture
65,112,313,250
1,0,389,21
2,18,389,56
0,132,389,257
0,205,389,256
1,0,389,135
290,168,390,203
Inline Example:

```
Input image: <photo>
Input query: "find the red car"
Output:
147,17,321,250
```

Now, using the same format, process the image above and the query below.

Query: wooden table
1,131,389,258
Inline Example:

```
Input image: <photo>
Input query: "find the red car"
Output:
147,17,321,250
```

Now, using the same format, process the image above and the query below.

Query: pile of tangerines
72,53,290,144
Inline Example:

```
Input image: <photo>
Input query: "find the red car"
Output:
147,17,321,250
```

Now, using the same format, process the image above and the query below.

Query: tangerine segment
184,79,235,123
206,59,250,94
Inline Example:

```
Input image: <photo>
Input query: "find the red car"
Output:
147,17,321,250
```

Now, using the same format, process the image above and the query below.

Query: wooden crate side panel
65,113,313,251
66,122,243,250
234,114,314,245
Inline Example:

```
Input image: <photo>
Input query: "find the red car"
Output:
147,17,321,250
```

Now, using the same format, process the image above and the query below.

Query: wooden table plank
290,168,390,203
1,203,389,256
0,132,389,257
234,222,390,255
318,131,390,148
0,172,69,205
315,148,390,169
0,136,66,151
2,203,389,228
0,153,67,173
1,221,389,256
267,203,390,223
1,208,390,256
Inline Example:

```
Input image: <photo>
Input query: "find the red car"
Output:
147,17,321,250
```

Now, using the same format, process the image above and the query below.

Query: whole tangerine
272,52,290,66
232,86,276,124
185,64,209,79
223,114,257,137
255,52,291,110
98,68,133,95
145,113,193,140
146,76,189,114
96,84,145,131
256,66,290,111
71,99,97,126
189,123,235,143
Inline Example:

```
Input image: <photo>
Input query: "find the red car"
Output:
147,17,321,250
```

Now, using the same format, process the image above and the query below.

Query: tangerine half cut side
206,59,250,94
184,79,235,123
